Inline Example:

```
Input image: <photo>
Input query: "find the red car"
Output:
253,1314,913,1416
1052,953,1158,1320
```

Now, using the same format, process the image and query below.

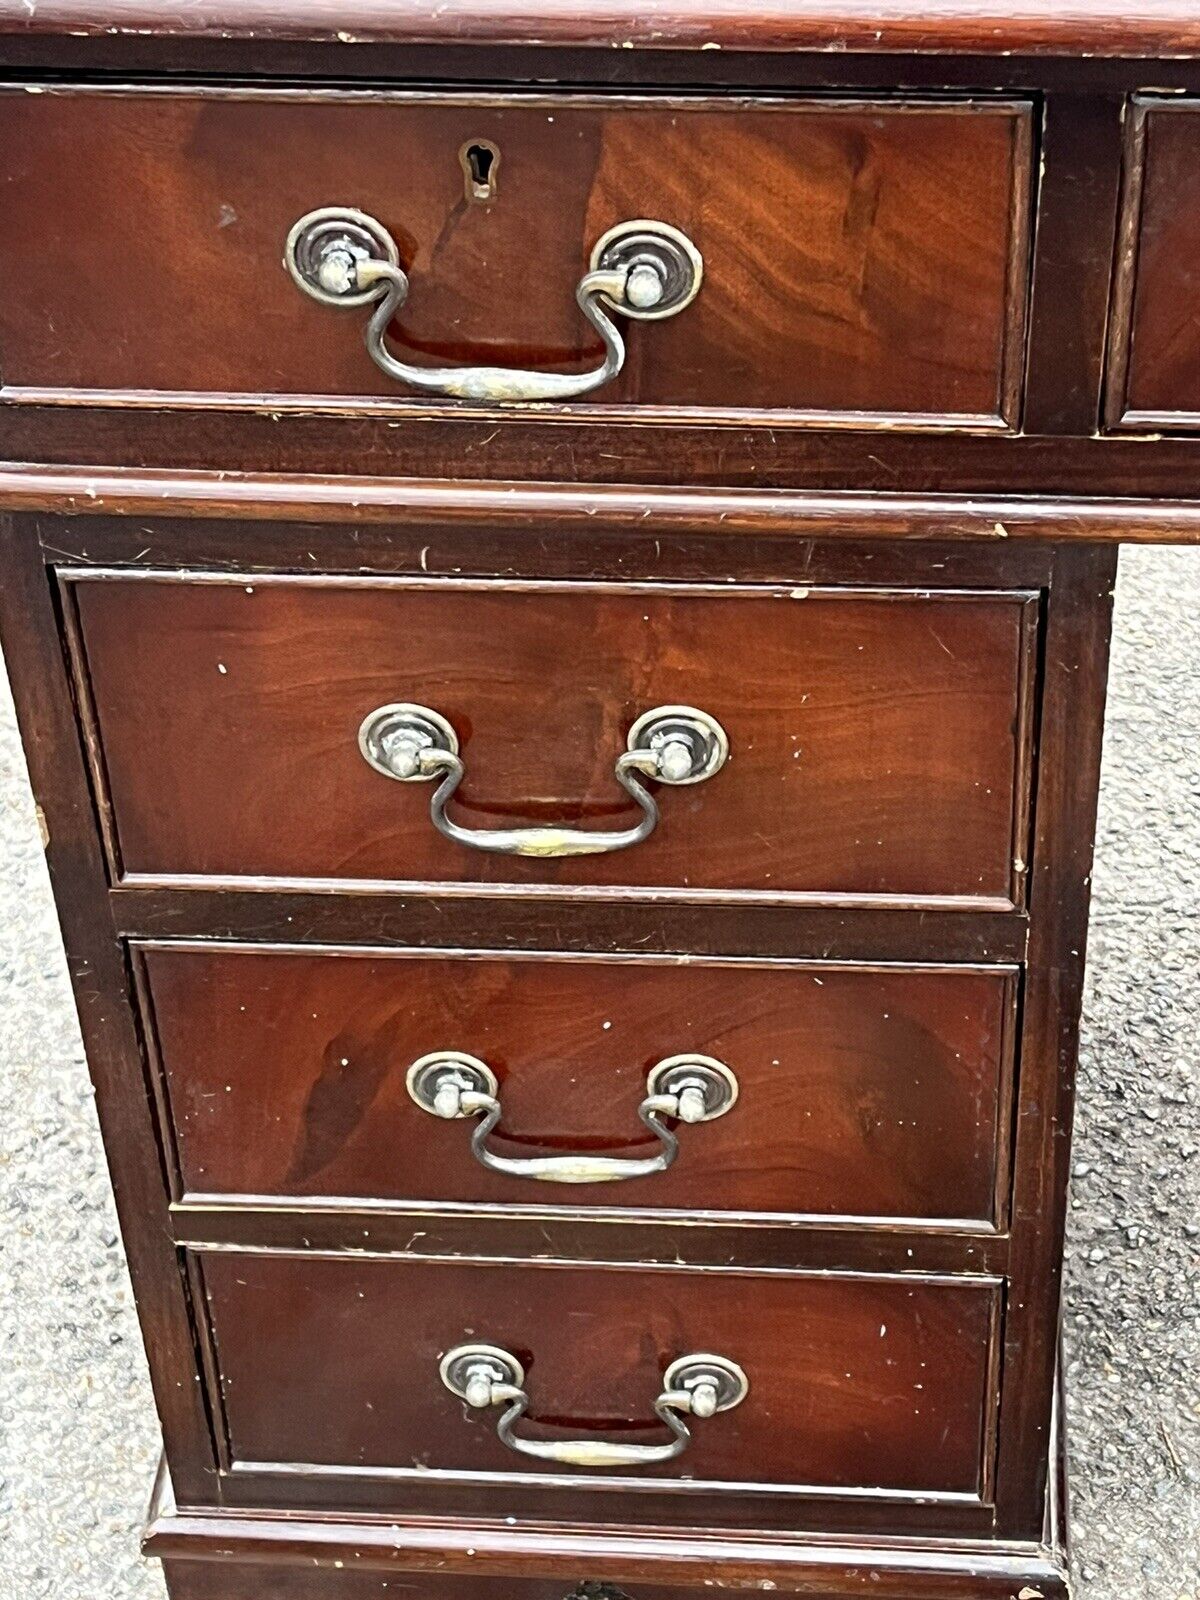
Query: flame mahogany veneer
2,11,1197,1600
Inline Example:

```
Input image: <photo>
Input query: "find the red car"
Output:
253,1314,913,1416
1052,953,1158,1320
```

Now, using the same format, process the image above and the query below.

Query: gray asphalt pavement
0,547,1197,1599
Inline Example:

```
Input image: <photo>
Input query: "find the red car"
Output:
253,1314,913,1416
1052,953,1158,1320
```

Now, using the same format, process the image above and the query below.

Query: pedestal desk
2,6,1200,1598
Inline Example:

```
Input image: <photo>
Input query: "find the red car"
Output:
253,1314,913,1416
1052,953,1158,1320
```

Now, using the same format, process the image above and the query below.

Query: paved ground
0,547,1197,1600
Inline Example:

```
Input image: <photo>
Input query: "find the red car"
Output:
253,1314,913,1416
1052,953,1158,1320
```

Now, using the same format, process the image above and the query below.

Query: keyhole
461,140,500,203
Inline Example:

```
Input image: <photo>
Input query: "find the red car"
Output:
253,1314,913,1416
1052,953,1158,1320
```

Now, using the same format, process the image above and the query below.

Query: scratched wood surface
198,1250,998,1499
68,573,1034,904
140,942,1015,1225
0,87,1030,426
0,0,1198,56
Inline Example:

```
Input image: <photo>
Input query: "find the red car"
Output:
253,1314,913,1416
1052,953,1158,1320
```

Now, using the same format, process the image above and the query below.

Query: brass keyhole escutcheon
461,139,500,203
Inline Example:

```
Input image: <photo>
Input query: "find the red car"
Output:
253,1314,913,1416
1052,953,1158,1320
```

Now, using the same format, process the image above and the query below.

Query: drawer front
0,87,1032,427
1108,99,1200,429
198,1252,999,1502
161,1572,780,1600
70,575,1036,906
142,943,1016,1228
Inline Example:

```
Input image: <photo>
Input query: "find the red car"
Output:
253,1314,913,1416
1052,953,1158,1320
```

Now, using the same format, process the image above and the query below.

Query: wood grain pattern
0,57,1152,1596
138,942,1016,1227
1104,98,1200,431
67,573,1036,906
0,86,1031,428
198,1250,999,1501
0,0,1197,59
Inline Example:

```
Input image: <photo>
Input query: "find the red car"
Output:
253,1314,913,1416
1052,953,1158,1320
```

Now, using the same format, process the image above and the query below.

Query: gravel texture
0,547,1198,1600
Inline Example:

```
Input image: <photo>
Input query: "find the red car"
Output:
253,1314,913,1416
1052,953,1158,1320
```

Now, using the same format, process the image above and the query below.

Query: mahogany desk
2,7,1200,1598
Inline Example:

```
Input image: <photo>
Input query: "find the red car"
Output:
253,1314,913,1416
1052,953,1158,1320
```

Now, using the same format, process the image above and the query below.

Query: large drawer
140,942,1017,1228
0,86,1033,428
68,573,1037,907
197,1252,1000,1505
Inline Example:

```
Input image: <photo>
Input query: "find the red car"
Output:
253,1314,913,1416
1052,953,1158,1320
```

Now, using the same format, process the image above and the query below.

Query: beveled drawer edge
119,873,1024,914
132,933,1023,972
224,1455,989,1508
9,461,1200,541
111,886,1030,964
1103,93,1152,432
169,1201,1014,1271
1100,94,1200,435
1,386,1020,434
181,1239,1008,1286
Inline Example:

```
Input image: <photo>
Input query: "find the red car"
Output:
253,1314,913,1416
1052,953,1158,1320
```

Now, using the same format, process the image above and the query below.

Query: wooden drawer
157,1571,801,1600
1108,98,1200,430
0,86,1032,428
141,942,1017,1229
197,1252,1000,1506
68,574,1037,907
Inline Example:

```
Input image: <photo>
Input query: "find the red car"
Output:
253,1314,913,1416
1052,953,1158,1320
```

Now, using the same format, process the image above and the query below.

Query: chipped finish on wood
0,87,1033,431
196,1250,1002,1506
158,1554,1071,1600
111,885,1031,965
1,0,1200,59
6,465,1200,543
23,402,1200,497
167,1200,1012,1276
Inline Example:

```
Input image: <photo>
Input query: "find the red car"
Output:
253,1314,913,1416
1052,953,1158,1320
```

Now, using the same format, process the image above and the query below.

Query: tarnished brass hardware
439,1343,747,1467
284,208,703,403
356,702,729,858
283,206,400,308
406,1051,738,1183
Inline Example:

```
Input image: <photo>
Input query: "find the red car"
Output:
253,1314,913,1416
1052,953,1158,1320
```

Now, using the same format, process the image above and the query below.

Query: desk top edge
3,0,1200,58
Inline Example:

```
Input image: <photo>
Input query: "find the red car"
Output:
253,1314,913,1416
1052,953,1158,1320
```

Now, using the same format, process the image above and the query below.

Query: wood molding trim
6,463,1200,541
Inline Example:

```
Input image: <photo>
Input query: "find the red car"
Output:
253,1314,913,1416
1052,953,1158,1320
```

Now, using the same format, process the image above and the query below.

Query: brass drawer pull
440,1344,748,1468
407,1051,738,1184
357,702,729,859
285,208,703,404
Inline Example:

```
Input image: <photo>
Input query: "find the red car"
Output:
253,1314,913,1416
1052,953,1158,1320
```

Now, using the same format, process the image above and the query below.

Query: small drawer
197,1251,1000,1507
0,86,1032,428
1108,98,1200,430
141,942,1017,1229
68,573,1037,908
